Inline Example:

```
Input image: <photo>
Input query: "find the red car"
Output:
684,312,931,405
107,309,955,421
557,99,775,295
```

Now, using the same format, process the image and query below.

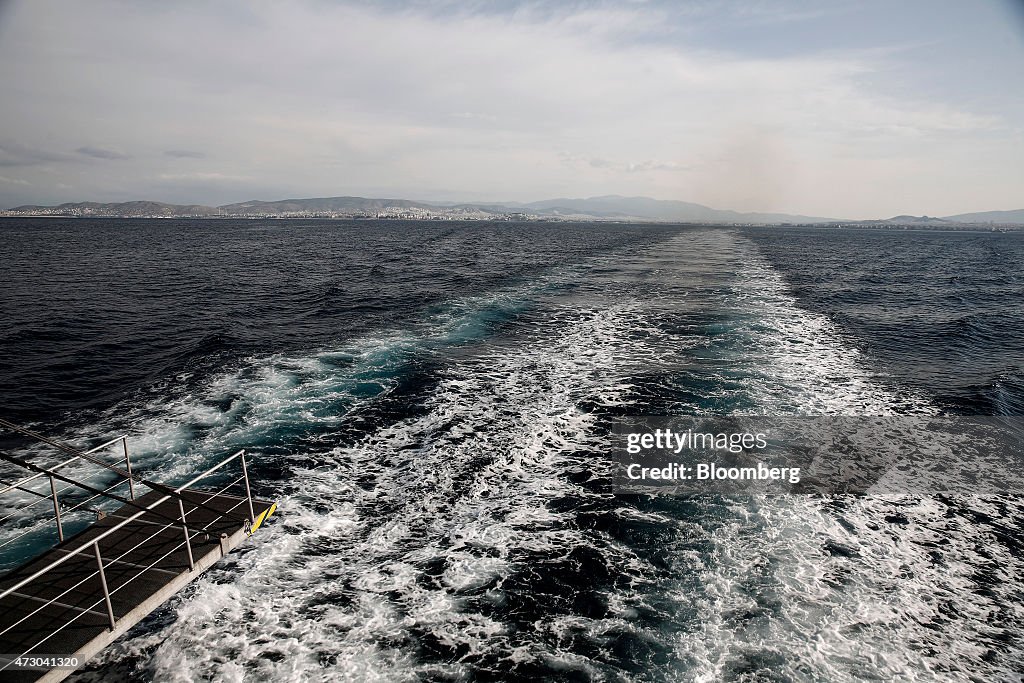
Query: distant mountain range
0,195,835,223
3,195,1023,226
941,209,1024,224
3,200,222,217
508,196,839,223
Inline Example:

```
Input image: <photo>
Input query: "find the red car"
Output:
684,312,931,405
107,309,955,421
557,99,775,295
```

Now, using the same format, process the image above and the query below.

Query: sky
0,0,1022,219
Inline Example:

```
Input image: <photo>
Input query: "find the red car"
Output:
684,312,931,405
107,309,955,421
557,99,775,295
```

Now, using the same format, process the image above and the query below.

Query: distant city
3,195,1022,228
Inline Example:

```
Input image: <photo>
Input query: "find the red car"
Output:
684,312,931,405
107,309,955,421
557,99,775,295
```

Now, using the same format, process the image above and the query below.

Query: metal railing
0,435,135,555
0,430,260,672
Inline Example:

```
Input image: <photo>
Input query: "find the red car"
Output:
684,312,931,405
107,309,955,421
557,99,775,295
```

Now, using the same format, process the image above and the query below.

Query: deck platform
0,488,275,682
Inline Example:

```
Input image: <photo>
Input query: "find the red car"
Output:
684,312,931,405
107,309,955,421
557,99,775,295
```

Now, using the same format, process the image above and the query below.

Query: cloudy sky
0,0,1021,218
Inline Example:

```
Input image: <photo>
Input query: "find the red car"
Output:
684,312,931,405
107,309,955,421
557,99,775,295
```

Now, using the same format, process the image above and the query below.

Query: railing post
49,476,64,543
240,451,255,523
93,542,116,630
122,437,135,500
178,498,195,571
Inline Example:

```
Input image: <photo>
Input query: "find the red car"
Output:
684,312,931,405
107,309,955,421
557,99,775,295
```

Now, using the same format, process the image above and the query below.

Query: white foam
72,258,667,679
667,231,1024,681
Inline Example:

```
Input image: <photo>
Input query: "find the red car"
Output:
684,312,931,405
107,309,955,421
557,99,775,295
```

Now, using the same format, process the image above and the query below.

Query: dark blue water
1,219,1022,681
0,220,675,428
747,227,1024,416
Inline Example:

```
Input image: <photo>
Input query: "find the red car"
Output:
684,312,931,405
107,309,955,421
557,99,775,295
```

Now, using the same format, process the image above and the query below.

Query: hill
516,195,833,223
941,209,1024,224
5,195,1023,226
7,200,219,217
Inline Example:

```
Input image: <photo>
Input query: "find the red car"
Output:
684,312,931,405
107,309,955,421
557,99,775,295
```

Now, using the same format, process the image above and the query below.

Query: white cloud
157,172,252,182
0,0,1020,215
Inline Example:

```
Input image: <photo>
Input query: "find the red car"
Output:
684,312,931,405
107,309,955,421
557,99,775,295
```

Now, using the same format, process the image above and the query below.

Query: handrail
0,482,242,640
0,449,247,602
0,437,135,556
0,424,267,674
0,477,133,557
84,436,130,455
0,484,256,663
0,471,257,656
0,435,129,496
1,420,249,531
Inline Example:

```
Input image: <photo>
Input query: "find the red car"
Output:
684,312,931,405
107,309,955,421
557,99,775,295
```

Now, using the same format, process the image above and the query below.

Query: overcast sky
0,0,1022,218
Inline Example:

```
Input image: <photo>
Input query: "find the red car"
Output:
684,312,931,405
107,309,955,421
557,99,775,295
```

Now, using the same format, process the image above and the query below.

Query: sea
0,218,1022,682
